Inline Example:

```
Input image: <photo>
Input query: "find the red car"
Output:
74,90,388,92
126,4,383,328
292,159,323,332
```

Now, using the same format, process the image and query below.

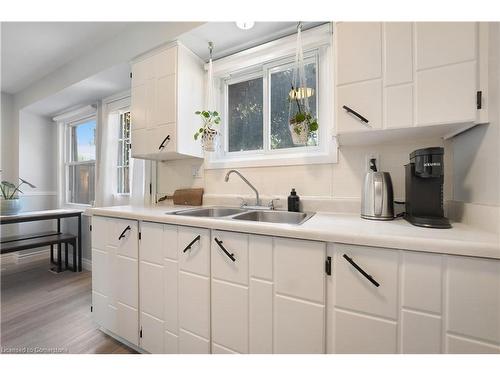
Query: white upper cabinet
335,22,488,145
336,22,382,85
130,42,204,160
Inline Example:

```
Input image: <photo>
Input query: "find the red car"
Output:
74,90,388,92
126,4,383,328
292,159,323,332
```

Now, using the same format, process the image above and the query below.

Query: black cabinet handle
342,254,380,287
214,237,236,262
183,235,201,253
342,105,370,124
158,135,171,150
118,225,131,240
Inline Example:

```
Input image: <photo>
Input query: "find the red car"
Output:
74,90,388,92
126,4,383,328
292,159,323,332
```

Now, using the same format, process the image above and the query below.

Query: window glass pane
70,119,96,162
68,164,95,204
228,77,263,152
117,111,131,194
270,62,317,149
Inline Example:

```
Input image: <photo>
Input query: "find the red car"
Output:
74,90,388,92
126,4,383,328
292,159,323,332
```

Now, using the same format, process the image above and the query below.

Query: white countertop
87,205,500,260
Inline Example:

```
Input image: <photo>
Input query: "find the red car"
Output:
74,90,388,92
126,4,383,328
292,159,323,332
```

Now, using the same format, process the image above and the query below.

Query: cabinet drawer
178,226,210,276
211,230,248,285
334,244,399,319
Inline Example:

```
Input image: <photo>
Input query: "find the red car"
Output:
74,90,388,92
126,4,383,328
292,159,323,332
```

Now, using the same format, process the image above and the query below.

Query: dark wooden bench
1,232,78,272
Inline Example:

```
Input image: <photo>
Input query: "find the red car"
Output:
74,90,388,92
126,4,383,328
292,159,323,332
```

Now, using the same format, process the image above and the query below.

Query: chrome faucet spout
225,169,260,206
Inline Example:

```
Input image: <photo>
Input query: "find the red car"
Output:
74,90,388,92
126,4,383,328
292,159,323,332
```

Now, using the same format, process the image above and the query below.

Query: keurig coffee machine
404,147,451,229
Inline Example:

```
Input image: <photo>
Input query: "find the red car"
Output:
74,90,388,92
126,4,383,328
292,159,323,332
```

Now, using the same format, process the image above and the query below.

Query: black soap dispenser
288,188,300,212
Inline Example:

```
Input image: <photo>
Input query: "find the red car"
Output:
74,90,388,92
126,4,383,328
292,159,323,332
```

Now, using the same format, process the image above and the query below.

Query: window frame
205,23,336,169
64,115,97,206
116,110,131,195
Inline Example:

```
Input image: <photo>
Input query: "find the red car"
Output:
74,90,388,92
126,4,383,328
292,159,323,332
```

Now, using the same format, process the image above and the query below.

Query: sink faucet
225,169,260,206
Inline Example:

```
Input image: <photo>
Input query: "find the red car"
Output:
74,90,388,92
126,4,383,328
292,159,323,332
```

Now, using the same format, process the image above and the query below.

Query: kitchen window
66,117,96,205
206,23,335,168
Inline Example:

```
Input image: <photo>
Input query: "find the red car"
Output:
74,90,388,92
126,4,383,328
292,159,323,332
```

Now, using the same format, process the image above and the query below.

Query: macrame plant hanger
288,22,313,146
201,41,219,152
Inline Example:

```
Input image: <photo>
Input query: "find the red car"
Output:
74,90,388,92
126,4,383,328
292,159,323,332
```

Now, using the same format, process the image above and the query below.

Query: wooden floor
1,257,136,354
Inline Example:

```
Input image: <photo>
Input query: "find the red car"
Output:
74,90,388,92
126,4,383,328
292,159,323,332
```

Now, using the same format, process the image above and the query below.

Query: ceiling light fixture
236,21,255,30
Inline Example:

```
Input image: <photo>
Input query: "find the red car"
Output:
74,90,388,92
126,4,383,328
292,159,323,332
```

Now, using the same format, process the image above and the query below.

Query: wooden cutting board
170,188,204,206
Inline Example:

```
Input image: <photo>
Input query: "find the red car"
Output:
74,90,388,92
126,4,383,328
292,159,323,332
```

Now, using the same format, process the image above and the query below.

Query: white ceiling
4,21,326,117
24,62,131,117
1,22,136,94
179,22,325,61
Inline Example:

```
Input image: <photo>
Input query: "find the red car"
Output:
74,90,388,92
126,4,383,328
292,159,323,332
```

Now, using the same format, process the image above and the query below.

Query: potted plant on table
193,110,221,152
0,178,36,215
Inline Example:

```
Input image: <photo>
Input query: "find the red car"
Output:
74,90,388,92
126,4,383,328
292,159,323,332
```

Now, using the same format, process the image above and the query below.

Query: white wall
15,110,58,248
157,139,443,209
1,91,18,182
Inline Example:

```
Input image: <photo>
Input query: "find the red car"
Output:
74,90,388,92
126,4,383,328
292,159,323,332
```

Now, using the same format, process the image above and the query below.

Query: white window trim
205,23,337,169
54,105,97,209
65,115,97,206
101,91,133,201
116,110,131,195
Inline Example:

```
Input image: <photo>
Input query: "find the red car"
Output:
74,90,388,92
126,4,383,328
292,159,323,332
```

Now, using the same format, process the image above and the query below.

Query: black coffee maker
404,147,451,229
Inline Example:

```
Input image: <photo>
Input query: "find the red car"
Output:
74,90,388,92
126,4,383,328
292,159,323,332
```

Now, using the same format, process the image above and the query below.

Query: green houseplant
0,177,36,215
289,86,319,145
193,110,221,152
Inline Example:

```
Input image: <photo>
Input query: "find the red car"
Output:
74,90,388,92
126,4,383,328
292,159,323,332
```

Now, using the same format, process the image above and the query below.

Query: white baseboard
1,248,51,264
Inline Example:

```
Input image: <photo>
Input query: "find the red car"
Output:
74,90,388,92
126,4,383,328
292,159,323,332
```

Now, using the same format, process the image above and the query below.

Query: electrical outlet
364,153,380,172
191,165,202,179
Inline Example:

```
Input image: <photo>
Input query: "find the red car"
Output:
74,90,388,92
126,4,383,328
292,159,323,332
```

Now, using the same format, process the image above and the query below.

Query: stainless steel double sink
168,206,314,225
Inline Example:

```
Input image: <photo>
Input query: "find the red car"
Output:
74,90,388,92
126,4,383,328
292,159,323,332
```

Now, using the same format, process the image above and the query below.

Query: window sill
205,149,338,169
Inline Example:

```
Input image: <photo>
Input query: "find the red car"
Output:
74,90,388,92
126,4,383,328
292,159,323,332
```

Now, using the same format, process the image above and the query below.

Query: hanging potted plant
193,41,221,153
288,23,319,146
289,86,319,145
193,110,221,152
0,177,36,215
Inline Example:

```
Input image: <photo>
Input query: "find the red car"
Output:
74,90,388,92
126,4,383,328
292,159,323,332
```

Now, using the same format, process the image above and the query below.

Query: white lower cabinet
210,231,327,354
91,216,139,346
92,216,500,355
328,243,500,354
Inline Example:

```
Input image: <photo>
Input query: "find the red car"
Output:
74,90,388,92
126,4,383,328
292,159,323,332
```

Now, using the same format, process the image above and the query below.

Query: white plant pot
202,129,218,152
289,121,309,145
1,198,21,215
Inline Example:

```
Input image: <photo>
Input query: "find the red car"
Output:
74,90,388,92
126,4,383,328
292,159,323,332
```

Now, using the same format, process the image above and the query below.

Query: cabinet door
446,255,500,346
92,216,139,342
337,80,383,132
336,22,382,85
274,238,326,353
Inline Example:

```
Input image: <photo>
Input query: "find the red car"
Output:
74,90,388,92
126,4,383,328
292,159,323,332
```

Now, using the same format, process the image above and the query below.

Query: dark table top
0,209,83,224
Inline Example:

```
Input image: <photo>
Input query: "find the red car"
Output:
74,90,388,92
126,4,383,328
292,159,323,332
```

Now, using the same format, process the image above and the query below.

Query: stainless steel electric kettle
361,159,394,220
